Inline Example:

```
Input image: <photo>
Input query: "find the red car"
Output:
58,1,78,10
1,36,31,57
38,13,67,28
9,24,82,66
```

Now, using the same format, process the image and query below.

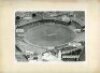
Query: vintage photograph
15,11,85,62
